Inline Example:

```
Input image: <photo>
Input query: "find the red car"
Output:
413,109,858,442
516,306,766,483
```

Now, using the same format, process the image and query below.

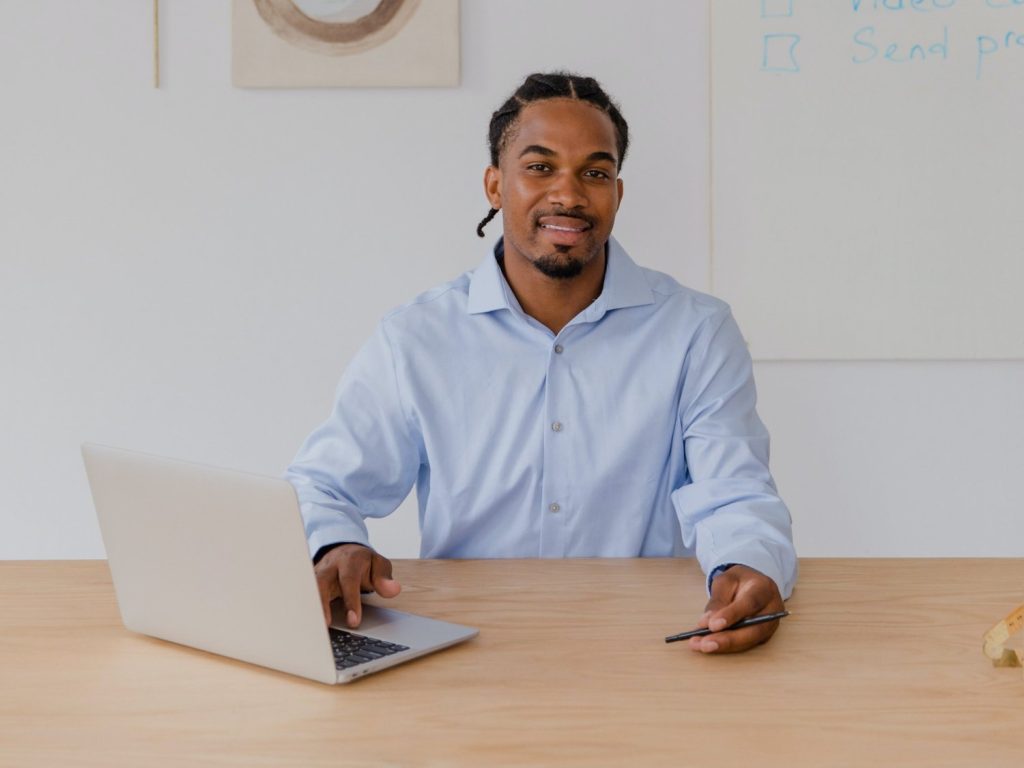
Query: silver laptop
81,443,478,684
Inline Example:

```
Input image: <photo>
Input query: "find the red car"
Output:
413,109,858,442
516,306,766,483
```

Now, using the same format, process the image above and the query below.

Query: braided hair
476,72,630,237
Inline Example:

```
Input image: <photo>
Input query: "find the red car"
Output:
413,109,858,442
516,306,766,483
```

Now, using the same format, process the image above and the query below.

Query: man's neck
498,241,608,335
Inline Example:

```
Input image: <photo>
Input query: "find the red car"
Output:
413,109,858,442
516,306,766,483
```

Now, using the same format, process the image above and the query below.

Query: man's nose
547,172,588,209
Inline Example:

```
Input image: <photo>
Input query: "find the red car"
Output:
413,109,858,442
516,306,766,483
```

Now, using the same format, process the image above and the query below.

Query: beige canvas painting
233,0,460,87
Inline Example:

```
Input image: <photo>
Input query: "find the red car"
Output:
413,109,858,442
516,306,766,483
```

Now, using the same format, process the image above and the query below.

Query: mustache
534,209,595,228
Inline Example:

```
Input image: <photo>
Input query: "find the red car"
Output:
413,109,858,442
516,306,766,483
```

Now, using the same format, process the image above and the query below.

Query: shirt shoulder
638,265,731,327
379,270,473,329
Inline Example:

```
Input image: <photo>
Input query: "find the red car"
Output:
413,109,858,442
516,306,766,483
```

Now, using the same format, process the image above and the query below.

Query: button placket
541,334,571,556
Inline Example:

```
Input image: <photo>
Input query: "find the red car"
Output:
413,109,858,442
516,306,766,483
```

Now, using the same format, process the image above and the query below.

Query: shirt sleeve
670,306,798,599
285,321,421,559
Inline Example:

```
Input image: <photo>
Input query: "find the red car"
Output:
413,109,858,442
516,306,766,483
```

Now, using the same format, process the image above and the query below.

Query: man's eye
526,163,550,172
585,170,610,180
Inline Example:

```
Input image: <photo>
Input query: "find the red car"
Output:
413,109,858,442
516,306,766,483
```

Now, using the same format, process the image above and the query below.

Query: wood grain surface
1,558,1022,767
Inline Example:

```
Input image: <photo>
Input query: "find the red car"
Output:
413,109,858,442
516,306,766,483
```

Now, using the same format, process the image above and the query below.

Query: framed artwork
233,0,460,87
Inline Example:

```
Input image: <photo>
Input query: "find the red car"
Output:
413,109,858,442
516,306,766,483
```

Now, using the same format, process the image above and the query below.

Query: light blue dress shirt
286,238,797,598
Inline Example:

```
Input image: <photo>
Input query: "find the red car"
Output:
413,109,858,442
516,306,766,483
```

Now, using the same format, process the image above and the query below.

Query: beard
531,246,587,279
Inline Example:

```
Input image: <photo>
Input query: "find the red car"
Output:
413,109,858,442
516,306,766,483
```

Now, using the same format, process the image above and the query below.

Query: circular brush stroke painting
253,0,422,56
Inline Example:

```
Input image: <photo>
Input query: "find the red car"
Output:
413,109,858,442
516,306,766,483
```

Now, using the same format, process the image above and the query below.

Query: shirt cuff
312,542,357,565
705,548,794,600
304,516,371,560
707,563,738,594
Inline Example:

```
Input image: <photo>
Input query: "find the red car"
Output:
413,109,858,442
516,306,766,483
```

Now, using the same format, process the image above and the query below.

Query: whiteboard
711,0,1024,360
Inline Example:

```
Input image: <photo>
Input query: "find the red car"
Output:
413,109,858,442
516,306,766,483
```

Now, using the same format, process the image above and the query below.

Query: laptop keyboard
329,627,410,669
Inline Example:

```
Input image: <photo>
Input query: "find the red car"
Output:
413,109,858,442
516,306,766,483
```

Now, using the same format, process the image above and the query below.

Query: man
287,72,797,655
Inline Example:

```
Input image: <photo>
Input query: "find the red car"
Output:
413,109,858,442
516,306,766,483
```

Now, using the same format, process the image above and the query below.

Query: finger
707,588,765,633
706,569,777,633
693,617,781,654
689,574,743,652
315,570,335,626
369,553,402,599
339,562,367,629
702,571,740,630
705,570,738,612
692,567,785,653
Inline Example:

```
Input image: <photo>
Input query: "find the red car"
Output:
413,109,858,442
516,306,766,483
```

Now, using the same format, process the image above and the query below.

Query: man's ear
616,177,624,211
484,165,502,209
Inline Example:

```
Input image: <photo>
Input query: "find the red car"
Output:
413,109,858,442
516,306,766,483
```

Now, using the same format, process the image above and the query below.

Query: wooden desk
1,559,1022,766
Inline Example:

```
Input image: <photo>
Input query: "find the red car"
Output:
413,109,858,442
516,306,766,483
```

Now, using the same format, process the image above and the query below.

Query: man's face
485,98,624,280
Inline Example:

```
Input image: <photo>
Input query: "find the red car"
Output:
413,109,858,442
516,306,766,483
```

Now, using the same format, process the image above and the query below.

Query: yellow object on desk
983,602,1024,670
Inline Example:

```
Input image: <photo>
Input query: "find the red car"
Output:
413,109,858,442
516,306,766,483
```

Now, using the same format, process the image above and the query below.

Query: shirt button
554,344,564,354
551,421,563,432
549,502,561,513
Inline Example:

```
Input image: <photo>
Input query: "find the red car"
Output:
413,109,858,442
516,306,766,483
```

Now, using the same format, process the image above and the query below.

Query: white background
3,1,1022,560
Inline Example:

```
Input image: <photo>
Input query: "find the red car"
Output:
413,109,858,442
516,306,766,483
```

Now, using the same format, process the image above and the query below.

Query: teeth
541,224,586,232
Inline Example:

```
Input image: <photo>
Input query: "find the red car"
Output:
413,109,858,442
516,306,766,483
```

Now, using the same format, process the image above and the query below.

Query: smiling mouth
537,214,593,233
537,218,592,249
539,223,589,232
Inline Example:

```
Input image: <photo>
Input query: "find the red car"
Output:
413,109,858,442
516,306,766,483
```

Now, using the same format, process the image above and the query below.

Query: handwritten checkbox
762,33,801,73
761,0,795,18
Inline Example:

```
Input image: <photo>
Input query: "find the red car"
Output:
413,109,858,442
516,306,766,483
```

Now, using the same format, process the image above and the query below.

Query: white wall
758,361,1024,556
3,2,1021,561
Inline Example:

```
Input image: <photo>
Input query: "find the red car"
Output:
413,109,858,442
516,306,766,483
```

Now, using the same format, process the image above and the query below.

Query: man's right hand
313,543,401,628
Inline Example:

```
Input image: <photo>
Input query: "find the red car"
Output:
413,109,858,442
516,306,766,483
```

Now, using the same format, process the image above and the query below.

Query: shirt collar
466,236,655,317
466,238,518,315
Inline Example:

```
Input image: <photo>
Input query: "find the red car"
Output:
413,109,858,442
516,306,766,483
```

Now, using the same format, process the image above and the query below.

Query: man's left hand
689,565,785,654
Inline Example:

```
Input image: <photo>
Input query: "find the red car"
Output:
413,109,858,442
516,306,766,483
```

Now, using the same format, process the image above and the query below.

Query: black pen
664,610,790,643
